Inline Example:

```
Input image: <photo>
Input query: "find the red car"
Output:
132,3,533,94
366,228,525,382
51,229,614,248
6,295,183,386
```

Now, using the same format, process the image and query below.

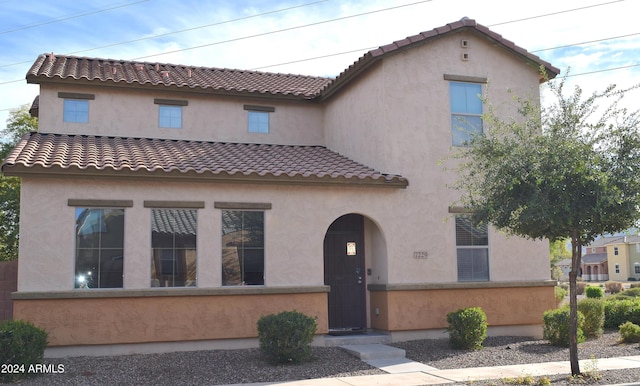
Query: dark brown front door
324,214,366,332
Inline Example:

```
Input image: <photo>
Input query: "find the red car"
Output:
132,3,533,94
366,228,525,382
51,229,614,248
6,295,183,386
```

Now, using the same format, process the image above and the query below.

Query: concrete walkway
236,353,640,386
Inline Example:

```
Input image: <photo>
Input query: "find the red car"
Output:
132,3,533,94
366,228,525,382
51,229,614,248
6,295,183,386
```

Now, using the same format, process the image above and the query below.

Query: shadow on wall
0,260,18,320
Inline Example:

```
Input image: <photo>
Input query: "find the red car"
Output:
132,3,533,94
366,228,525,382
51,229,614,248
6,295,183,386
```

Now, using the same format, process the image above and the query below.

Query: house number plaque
413,251,428,259
346,242,357,256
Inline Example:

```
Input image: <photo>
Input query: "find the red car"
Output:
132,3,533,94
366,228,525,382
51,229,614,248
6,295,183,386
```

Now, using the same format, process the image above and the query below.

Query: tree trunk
569,231,582,376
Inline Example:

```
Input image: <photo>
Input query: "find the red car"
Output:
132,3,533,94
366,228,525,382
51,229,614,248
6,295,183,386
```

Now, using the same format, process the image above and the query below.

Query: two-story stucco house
2,18,559,355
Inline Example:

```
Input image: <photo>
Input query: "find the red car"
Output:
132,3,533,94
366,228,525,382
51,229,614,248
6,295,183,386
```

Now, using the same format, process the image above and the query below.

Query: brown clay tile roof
27,19,558,101
26,54,332,100
1,133,408,188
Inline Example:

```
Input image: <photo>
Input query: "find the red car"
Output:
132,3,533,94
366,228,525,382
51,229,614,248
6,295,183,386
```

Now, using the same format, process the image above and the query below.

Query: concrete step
323,332,391,347
339,343,406,360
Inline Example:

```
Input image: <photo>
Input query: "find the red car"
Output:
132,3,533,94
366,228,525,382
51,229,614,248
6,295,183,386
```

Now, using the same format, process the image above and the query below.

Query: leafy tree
550,239,570,280
550,239,570,266
0,104,37,261
450,73,640,375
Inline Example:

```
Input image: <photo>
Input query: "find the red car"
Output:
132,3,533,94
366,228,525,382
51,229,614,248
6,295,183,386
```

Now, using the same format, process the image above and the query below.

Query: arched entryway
323,214,366,332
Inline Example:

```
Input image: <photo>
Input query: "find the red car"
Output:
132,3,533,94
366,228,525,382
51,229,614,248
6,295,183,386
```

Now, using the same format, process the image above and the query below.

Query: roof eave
26,75,321,102
2,165,408,189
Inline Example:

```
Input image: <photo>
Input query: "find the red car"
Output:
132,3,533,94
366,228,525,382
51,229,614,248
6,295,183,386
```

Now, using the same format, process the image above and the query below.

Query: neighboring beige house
2,19,559,355
580,236,640,282
600,236,640,282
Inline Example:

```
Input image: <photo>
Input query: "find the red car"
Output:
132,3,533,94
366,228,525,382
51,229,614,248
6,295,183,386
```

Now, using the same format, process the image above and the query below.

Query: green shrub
619,321,640,343
576,282,587,295
586,286,604,298
555,286,568,306
578,298,604,338
446,307,487,350
603,298,640,328
605,282,623,294
543,306,585,347
0,320,48,382
257,310,317,364
620,288,640,298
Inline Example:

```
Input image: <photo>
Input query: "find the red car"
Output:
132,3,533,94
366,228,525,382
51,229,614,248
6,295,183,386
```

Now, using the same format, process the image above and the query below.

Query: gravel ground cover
14,330,640,385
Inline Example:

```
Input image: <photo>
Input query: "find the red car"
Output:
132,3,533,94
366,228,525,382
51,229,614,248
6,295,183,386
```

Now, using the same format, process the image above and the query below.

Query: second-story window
244,105,275,134
450,82,483,146
59,92,94,123
159,105,182,128
64,100,89,123
155,98,188,129
248,111,269,133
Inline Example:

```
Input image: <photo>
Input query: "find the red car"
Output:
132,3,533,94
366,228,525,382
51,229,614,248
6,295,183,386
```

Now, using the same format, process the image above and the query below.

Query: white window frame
449,81,483,146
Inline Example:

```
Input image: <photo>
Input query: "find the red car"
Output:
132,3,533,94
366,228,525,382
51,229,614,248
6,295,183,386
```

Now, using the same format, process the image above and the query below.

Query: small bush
446,307,488,350
257,310,317,364
629,278,638,282
620,288,640,298
543,306,585,347
586,286,604,298
0,320,48,382
578,298,604,338
603,298,640,328
619,321,640,343
554,286,568,306
576,282,587,295
606,282,623,294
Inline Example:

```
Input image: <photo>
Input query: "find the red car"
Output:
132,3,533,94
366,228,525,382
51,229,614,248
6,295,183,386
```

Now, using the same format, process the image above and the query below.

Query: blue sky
1,0,639,133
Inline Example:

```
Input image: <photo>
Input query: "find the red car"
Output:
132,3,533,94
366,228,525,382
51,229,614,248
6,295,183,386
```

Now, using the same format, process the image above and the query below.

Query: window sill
12,285,330,300
368,280,556,291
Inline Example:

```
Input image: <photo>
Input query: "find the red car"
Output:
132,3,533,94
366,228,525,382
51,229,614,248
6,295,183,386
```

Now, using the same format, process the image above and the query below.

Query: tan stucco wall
13,291,328,346
369,284,555,331
320,30,549,285
17,176,548,292
37,84,325,146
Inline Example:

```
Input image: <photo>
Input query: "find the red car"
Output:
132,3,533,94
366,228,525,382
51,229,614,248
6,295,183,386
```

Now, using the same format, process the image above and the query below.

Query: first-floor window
635,263,640,274
151,209,197,287
616,264,621,274
455,215,489,281
75,208,124,288
222,210,264,285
